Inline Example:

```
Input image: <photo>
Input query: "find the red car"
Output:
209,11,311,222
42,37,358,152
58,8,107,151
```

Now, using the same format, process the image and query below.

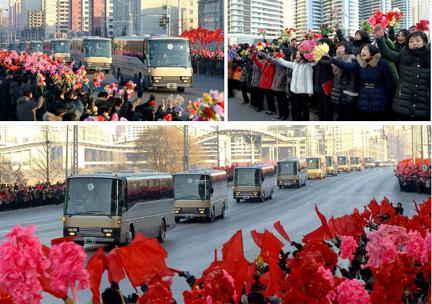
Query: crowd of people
0,182,65,211
0,51,224,121
228,17,430,121
192,56,224,77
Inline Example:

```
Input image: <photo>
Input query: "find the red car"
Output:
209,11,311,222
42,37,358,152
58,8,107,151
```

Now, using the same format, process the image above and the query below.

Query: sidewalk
228,90,319,121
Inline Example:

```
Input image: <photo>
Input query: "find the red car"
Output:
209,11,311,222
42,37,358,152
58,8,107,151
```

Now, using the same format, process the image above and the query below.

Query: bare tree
0,163,15,185
33,126,62,184
135,126,203,173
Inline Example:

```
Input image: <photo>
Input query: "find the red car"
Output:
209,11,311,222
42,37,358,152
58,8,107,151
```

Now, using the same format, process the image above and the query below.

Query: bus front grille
79,227,104,237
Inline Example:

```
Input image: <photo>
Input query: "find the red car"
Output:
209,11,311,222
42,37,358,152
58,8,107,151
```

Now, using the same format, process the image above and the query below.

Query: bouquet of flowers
312,42,329,62
362,20,374,34
386,8,404,28
278,27,297,41
416,19,430,32
228,47,239,61
368,9,389,29
320,24,334,36
187,90,224,121
258,28,267,38
297,39,317,62
304,29,322,40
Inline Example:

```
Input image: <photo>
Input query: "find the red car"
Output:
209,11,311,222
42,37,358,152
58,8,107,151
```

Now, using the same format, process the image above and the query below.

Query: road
0,167,429,303
93,73,224,111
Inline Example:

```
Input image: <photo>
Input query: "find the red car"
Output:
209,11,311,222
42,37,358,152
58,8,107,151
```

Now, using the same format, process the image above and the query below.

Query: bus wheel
177,87,185,93
207,207,215,223
117,69,124,85
260,193,265,202
220,203,225,218
236,198,240,203
158,220,166,243
127,224,135,244
269,190,273,199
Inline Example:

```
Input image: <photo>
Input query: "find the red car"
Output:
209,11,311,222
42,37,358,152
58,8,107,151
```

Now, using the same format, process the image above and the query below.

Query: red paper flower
149,100,156,108
163,113,173,121
416,20,430,32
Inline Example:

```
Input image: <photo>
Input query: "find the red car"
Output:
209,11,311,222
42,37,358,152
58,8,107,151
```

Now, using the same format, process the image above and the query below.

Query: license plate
244,196,250,199
167,83,177,88
84,237,96,244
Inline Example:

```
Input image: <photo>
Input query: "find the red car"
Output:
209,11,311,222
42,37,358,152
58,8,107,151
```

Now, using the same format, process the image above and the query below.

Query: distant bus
9,42,17,51
364,157,375,169
112,36,193,92
71,37,112,72
45,39,71,63
18,41,29,53
306,157,326,179
63,172,175,245
375,160,383,168
0,43,8,51
29,41,44,54
325,156,338,176
233,164,276,202
350,156,363,171
337,155,351,172
173,169,227,223
277,158,307,188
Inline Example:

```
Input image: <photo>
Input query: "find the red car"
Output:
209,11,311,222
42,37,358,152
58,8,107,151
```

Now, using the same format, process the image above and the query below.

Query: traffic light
159,16,169,28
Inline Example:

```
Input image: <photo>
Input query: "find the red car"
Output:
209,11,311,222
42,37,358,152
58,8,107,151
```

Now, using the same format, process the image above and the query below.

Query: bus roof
278,158,303,162
72,37,111,41
236,164,274,170
68,172,171,180
113,36,188,41
174,169,226,176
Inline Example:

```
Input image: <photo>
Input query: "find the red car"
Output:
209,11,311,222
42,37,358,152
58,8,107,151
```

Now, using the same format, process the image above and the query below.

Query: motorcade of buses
112,36,193,92
63,172,175,245
364,157,375,169
337,155,351,172
71,37,112,72
173,169,227,223
44,39,71,63
325,156,338,176
375,160,383,168
350,156,363,171
306,156,326,179
9,42,17,51
17,41,29,53
277,158,307,188
233,164,276,202
29,41,44,55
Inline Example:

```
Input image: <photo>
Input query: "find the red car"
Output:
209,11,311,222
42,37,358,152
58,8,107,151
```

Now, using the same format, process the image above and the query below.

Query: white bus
44,39,71,63
63,172,175,245
71,37,112,72
112,36,193,92
29,41,44,55
233,164,276,202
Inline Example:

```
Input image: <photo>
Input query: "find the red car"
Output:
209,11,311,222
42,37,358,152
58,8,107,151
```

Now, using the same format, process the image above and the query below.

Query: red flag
50,236,76,246
367,198,380,218
85,247,108,304
222,230,243,262
413,200,420,214
380,197,396,218
265,257,283,297
107,248,125,283
260,230,284,264
273,221,291,243
322,79,334,96
116,233,174,287
303,226,325,243
315,205,333,239
251,230,263,248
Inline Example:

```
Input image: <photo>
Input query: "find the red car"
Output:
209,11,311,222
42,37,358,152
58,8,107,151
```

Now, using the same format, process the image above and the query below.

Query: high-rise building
42,0,69,38
321,0,359,37
359,0,391,24
391,0,411,29
28,10,43,29
184,0,198,30
9,0,42,31
70,0,91,34
228,0,284,42
92,0,113,37
198,0,223,30
410,0,429,26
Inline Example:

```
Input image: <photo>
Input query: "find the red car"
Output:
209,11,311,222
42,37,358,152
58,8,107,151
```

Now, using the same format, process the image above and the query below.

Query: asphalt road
92,73,224,112
0,167,429,303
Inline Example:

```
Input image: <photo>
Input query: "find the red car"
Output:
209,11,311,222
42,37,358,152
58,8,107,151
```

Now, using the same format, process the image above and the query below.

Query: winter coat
377,37,430,119
330,53,395,113
239,60,252,84
252,56,276,90
228,60,234,79
65,99,84,120
285,67,293,97
249,63,261,88
16,96,44,121
270,55,287,92
313,57,334,95
273,58,313,94
336,29,370,56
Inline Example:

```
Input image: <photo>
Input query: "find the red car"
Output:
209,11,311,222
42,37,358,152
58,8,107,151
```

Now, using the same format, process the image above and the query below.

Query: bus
364,157,375,169
306,157,326,179
325,156,338,176
29,41,44,54
277,158,307,188
63,172,175,245
350,156,363,171
45,39,71,63
71,37,112,72
18,41,29,53
9,42,17,51
233,164,276,202
173,169,227,223
337,155,351,172
112,36,193,92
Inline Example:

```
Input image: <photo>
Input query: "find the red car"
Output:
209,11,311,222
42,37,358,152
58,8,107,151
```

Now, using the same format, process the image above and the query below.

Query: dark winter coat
330,53,395,113
313,57,334,96
249,63,261,88
376,37,430,119
16,95,44,121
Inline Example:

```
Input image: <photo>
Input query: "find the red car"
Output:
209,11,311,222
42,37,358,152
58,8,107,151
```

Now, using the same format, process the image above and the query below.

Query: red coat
253,55,276,90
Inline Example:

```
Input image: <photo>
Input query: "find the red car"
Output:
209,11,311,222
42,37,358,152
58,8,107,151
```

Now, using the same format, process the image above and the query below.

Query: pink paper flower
405,231,430,264
340,236,358,262
337,279,371,304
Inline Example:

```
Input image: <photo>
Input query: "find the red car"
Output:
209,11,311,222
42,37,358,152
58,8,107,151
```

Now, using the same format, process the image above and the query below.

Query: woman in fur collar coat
327,43,395,121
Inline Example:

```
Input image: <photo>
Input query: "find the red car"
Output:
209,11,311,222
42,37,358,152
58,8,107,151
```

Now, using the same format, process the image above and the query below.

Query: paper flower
336,279,371,304
258,28,267,37
313,42,329,62
368,9,389,29
340,235,358,262
92,72,105,88
297,39,316,62
416,19,430,32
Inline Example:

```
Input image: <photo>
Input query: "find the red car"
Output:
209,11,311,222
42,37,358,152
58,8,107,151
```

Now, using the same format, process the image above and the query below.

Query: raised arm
376,36,400,63
273,57,295,69
252,55,264,69
329,57,359,72
305,64,314,95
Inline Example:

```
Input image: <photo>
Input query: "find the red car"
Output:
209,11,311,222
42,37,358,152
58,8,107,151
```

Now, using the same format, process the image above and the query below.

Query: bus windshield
338,157,347,165
18,43,27,51
325,157,333,166
65,178,118,216
307,158,320,169
351,158,359,164
52,40,70,53
83,40,112,58
30,43,43,52
9,43,17,50
148,40,191,68
174,174,210,200
234,168,260,186
278,162,297,175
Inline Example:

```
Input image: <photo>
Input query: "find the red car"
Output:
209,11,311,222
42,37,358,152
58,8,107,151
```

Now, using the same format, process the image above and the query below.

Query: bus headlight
69,232,76,236
105,233,112,237
62,216,65,223
175,208,181,214
197,208,206,214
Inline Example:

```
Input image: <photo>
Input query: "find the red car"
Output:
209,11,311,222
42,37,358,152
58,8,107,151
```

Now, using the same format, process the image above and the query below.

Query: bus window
279,162,297,175
160,178,173,198
148,40,191,68
235,169,260,186
65,178,117,216
174,174,210,200
307,159,319,169
84,40,111,57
